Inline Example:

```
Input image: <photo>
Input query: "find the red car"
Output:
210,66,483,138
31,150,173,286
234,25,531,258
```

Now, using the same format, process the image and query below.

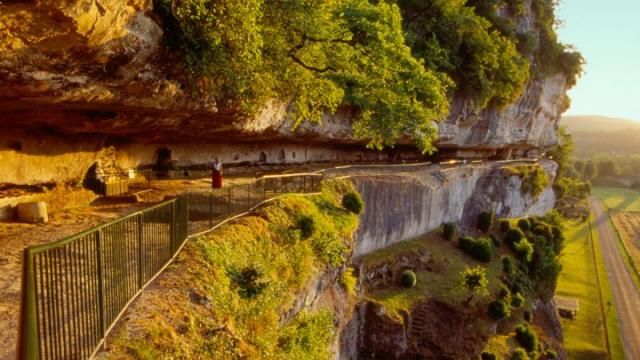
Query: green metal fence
17,173,322,360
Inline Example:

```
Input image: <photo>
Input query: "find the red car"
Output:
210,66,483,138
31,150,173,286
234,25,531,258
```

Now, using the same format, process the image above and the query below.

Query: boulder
17,202,48,224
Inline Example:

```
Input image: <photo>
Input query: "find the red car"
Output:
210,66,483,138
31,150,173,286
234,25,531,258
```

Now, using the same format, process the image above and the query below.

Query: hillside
561,115,640,133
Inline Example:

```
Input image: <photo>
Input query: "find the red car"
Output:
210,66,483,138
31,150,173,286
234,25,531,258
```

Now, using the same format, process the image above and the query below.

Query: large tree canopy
156,0,581,153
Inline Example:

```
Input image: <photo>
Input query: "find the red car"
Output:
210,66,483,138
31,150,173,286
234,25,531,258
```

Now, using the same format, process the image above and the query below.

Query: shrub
400,270,417,288
442,222,457,241
460,266,489,303
505,228,525,246
481,352,497,360
498,284,511,300
489,299,511,320
459,236,493,262
477,211,495,232
297,215,316,239
517,218,531,232
500,219,511,233
533,223,553,242
491,234,502,248
511,292,525,309
227,265,268,299
524,310,532,323
551,225,565,254
342,192,364,214
515,239,534,263
340,267,358,296
546,349,558,359
511,348,528,360
515,324,538,352
502,255,515,274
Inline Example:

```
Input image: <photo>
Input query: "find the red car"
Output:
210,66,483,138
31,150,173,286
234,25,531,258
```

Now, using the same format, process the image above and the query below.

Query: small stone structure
554,296,579,319
17,202,48,224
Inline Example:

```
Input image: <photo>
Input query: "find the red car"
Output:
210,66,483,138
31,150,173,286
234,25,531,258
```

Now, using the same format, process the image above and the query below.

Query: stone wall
325,160,557,256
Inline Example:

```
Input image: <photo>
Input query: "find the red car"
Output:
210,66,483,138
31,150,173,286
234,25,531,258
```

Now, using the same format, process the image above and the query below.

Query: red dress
211,162,223,189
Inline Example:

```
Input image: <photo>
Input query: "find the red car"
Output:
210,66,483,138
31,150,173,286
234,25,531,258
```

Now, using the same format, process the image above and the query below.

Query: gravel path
591,197,640,360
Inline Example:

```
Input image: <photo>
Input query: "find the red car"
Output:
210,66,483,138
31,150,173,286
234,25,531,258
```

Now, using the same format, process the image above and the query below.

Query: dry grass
611,211,640,275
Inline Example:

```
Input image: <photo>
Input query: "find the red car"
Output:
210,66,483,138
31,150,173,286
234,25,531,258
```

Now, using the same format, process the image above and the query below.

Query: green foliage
500,219,511,233
156,0,451,152
517,218,531,232
505,228,525,246
400,0,530,109
511,292,525,309
459,236,494,262
278,310,336,360
442,222,457,241
477,211,495,232
490,234,502,248
518,165,551,198
501,255,515,274
340,267,358,296
227,265,268,299
297,215,316,239
481,351,498,360
511,348,528,360
514,239,534,263
342,191,365,215
311,232,349,267
545,349,557,359
515,324,538,352
400,270,417,288
459,266,489,303
532,223,553,242
488,299,511,320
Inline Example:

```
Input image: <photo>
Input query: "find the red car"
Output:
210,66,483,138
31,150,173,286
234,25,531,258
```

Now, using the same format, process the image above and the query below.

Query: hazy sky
556,0,640,121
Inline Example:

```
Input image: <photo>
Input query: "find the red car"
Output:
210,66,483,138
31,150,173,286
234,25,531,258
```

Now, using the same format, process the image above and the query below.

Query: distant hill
561,116,640,158
561,115,640,133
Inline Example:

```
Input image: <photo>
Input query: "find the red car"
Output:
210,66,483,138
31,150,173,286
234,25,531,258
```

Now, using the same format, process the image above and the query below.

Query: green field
593,187,640,211
556,217,625,360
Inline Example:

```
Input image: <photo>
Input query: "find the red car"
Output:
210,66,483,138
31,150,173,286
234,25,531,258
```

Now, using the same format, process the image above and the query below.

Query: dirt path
590,197,640,359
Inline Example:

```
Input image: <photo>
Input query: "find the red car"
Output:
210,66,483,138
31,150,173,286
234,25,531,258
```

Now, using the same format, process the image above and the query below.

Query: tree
573,159,585,175
459,266,489,304
597,159,619,177
584,160,596,179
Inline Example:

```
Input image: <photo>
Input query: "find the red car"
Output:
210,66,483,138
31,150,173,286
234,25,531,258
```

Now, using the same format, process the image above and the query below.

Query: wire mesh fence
18,173,322,360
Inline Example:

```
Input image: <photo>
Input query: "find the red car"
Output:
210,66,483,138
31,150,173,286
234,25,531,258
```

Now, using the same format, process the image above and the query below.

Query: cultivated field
593,187,640,212
556,217,624,360
610,212,640,276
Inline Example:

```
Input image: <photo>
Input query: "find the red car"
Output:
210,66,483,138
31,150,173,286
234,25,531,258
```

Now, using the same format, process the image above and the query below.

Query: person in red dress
211,157,223,189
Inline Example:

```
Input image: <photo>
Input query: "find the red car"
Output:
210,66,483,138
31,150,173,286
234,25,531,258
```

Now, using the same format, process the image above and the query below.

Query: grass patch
594,187,640,211
107,179,360,359
556,216,624,360
361,232,503,323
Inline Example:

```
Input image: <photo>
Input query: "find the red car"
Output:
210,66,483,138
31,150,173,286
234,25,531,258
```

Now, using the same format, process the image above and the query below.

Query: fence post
171,201,176,255
95,230,106,348
137,214,143,289
227,187,232,216
248,184,251,211
209,192,213,228
17,248,39,360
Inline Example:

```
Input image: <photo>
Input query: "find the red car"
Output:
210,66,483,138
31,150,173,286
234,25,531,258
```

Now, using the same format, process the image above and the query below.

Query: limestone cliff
0,0,568,178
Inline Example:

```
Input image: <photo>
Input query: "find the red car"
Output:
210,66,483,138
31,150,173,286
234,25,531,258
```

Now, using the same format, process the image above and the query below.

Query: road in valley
590,197,640,360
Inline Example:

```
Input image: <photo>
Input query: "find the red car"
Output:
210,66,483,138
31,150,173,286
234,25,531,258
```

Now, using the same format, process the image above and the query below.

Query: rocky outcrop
326,160,557,256
0,1,567,156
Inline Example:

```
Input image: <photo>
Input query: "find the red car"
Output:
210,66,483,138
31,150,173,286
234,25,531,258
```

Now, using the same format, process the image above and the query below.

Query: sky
556,0,640,121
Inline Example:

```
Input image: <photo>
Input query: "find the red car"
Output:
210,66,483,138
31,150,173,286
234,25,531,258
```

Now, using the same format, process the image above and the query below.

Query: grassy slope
556,217,624,360
360,233,503,323
106,180,360,360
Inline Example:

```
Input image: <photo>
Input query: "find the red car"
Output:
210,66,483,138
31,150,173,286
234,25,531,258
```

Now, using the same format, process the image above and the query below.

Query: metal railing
18,173,323,360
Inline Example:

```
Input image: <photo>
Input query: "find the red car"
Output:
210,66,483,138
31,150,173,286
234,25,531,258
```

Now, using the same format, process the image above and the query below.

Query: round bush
459,236,493,262
297,215,316,239
517,218,531,232
477,211,495,232
512,348,528,360
505,228,525,247
514,239,534,263
481,352,497,360
533,223,553,241
498,284,511,299
511,292,525,309
442,222,457,241
500,219,511,233
400,270,417,288
501,255,514,274
546,349,558,359
342,192,364,214
515,324,538,352
488,299,510,320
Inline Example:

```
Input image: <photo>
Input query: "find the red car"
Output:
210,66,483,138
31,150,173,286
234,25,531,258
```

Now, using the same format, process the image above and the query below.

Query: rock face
0,1,568,188
326,160,557,256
